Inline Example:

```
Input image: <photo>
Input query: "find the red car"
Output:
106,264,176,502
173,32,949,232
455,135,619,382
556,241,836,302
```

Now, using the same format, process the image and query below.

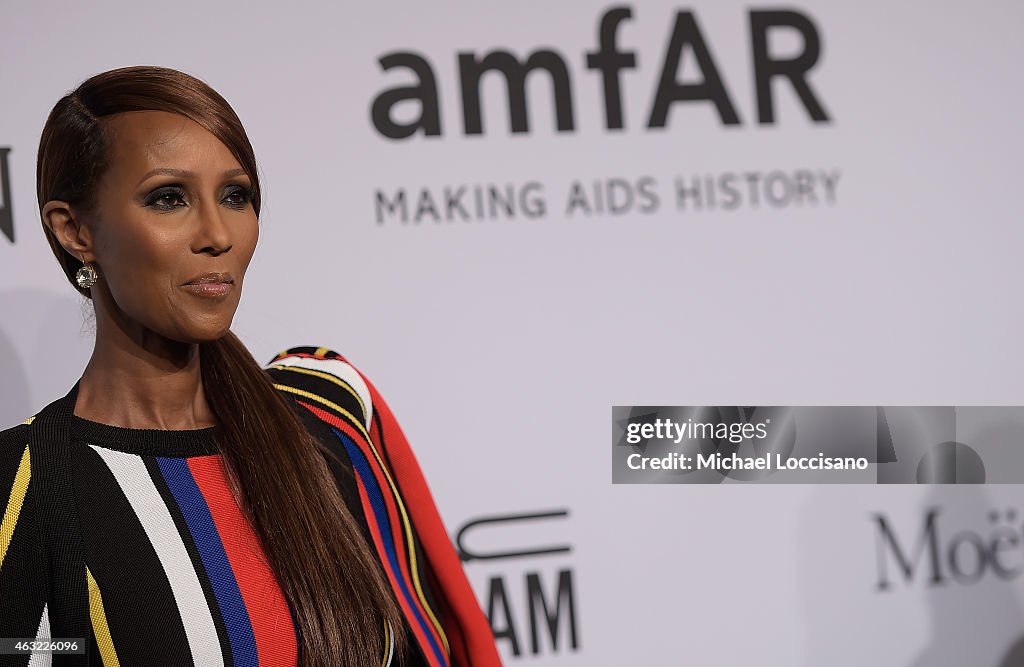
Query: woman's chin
179,319,234,344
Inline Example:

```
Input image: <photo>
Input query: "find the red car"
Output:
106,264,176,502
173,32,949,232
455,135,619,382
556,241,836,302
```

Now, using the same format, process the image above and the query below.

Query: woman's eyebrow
136,167,247,186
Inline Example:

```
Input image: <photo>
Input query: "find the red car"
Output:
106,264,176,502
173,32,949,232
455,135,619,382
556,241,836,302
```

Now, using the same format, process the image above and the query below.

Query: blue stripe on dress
157,456,258,667
332,426,447,667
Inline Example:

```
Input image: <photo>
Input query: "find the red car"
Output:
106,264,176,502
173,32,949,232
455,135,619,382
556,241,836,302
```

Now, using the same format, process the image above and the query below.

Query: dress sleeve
0,422,50,662
264,346,503,667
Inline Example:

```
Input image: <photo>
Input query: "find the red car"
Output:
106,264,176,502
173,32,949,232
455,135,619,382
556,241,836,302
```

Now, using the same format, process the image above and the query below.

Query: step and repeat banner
3,1,1024,665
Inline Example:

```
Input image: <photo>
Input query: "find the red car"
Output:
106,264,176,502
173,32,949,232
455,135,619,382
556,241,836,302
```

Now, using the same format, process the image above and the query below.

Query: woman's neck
74,327,216,430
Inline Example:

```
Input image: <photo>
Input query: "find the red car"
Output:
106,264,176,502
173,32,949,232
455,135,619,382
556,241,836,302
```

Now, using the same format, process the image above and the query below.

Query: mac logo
455,509,580,657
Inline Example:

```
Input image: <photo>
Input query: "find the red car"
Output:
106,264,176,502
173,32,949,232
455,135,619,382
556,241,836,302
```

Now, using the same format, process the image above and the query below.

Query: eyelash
144,185,253,211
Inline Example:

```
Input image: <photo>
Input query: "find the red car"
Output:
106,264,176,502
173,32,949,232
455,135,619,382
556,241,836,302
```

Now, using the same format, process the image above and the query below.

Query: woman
0,66,501,667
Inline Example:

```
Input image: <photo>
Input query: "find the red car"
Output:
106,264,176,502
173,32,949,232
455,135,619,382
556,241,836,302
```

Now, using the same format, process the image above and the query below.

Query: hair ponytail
200,331,409,666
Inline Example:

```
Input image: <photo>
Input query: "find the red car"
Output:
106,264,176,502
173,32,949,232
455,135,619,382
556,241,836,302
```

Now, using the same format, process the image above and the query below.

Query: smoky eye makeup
141,182,253,211
223,183,253,208
143,184,188,210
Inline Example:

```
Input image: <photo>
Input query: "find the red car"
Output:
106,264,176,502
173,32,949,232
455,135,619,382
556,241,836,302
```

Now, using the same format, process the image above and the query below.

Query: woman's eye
224,187,251,208
158,193,185,207
146,187,187,210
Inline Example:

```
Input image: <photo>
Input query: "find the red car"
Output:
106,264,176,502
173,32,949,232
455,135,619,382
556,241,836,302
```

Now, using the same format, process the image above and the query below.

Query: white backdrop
3,2,1024,665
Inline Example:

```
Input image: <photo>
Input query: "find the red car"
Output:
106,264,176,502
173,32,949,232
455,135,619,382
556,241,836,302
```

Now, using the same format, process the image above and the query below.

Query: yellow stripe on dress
0,444,31,570
268,364,368,423
381,619,393,667
273,381,450,655
87,565,120,666
273,384,368,439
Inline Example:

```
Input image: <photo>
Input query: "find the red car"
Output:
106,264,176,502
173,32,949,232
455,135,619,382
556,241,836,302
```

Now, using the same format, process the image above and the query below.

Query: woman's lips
181,282,233,298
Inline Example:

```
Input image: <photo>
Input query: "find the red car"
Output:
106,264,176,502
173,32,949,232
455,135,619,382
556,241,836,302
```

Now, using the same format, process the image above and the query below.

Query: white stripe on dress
383,619,394,667
89,446,224,665
268,356,373,429
28,602,51,667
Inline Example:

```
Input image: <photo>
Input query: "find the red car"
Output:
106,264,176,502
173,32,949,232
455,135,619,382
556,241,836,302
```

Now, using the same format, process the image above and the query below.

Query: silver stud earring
75,263,98,289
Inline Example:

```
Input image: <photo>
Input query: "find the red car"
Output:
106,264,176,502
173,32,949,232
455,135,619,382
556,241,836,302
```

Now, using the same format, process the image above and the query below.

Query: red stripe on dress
354,364,504,667
350,444,442,667
298,400,445,663
187,455,298,666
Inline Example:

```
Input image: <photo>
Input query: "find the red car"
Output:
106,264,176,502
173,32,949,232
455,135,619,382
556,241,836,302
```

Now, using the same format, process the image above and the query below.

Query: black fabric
69,414,217,457
0,425,47,667
27,380,90,666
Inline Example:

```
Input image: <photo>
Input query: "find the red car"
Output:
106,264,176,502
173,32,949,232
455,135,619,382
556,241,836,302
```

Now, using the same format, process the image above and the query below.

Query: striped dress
0,346,483,667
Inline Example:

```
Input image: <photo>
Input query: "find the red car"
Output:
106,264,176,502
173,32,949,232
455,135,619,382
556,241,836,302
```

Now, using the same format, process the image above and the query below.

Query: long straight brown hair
35,65,409,667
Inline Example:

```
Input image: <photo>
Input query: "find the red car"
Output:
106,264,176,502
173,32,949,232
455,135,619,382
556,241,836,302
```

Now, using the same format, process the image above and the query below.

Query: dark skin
41,110,259,429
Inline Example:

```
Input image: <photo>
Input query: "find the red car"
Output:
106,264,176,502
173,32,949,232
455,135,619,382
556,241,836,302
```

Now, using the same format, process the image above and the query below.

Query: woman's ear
42,200,93,262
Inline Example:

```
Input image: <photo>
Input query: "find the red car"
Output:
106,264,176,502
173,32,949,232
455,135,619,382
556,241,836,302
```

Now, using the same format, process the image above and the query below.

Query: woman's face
83,110,259,344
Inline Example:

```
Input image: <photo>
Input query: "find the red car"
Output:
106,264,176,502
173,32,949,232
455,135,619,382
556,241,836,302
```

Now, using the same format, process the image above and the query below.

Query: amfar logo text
873,507,1021,590
371,6,830,139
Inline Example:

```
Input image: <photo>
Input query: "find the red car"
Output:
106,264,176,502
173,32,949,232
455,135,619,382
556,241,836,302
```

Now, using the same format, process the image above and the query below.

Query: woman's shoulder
262,345,375,433
0,420,33,509
0,418,31,450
